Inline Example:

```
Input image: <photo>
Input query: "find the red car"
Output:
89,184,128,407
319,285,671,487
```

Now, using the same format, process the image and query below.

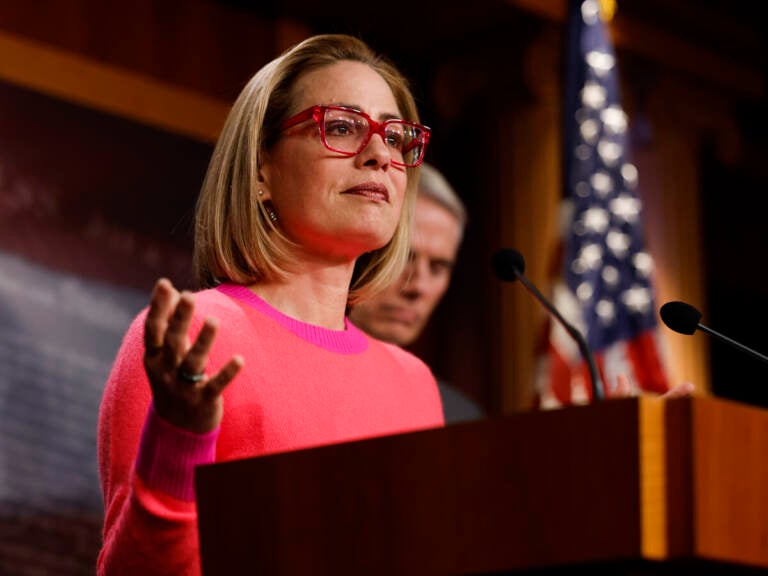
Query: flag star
633,252,654,277
579,118,600,144
601,105,627,135
580,0,600,25
581,207,610,233
575,181,591,198
590,171,613,197
610,195,641,223
577,243,603,271
577,281,593,301
606,229,631,257
575,143,592,161
598,140,623,166
602,265,620,287
586,50,615,77
575,107,591,124
622,285,652,314
596,299,616,323
581,81,607,109
621,163,639,188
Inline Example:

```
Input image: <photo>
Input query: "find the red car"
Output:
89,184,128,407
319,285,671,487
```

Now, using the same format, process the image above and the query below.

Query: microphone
660,301,768,365
492,248,605,401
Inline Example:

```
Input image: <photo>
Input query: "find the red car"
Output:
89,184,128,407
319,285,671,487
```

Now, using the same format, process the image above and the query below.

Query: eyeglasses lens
321,108,424,167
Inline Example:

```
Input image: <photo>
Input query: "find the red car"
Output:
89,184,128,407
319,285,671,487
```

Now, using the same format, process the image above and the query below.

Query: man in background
350,163,485,424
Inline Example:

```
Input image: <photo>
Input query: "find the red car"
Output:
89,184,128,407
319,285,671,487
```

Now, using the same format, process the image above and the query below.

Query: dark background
0,1,766,573
1,0,766,410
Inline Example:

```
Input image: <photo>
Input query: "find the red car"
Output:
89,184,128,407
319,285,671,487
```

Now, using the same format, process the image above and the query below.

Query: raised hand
613,373,695,399
142,278,243,433
659,381,696,399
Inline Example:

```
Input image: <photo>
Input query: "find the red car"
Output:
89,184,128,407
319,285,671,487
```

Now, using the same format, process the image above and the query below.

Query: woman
97,34,443,575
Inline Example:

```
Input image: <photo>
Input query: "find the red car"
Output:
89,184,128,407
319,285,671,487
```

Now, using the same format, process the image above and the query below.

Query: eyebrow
334,103,401,122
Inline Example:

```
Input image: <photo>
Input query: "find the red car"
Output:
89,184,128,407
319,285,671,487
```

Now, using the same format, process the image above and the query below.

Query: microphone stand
513,270,605,401
697,324,768,365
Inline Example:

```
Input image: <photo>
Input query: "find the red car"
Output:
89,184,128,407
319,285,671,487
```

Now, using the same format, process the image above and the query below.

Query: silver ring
177,368,205,383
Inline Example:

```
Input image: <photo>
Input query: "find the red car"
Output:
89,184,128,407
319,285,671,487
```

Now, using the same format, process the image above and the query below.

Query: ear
257,150,274,201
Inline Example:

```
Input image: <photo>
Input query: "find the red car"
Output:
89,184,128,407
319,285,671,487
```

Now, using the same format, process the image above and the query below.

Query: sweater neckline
216,283,368,354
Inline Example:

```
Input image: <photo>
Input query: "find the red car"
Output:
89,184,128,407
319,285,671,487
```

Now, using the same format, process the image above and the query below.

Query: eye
325,118,359,137
430,260,453,276
384,125,406,149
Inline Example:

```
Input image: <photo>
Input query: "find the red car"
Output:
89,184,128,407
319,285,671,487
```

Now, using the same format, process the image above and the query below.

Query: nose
400,257,429,297
355,131,392,169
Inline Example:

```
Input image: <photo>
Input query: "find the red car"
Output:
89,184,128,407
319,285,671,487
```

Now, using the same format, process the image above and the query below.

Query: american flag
535,0,670,407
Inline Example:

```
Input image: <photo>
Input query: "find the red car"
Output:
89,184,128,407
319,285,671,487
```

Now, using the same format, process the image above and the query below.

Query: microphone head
492,248,525,282
660,301,702,335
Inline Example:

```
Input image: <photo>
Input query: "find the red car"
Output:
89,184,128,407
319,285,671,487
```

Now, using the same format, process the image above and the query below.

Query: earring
258,188,276,222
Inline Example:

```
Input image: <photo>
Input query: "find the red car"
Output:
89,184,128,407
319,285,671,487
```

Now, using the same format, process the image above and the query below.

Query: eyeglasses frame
280,104,431,168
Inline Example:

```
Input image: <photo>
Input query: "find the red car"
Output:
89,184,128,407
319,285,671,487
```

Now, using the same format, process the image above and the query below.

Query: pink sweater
97,284,444,575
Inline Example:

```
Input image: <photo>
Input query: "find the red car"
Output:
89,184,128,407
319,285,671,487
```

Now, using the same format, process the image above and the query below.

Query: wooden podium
195,396,768,575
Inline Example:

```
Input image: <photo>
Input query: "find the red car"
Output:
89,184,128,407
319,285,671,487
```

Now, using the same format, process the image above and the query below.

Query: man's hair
418,162,467,241
193,34,423,304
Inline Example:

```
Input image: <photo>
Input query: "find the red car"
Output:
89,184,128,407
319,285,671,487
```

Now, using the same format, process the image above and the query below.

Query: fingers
206,355,245,397
164,291,196,366
153,305,243,397
144,278,180,357
610,374,695,401
141,278,245,433
613,373,633,398
174,353,244,402
176,317,219,383
662,381,696,399
169,353,243,434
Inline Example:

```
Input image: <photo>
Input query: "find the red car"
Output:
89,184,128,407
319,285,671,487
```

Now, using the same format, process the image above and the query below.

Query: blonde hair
193,34,422,304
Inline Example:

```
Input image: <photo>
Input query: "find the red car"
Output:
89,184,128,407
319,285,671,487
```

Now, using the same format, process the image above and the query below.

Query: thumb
613,373,633,398
662,381,696,399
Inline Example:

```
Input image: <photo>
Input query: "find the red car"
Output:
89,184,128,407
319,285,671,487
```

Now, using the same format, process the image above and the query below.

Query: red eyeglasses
280,105,431,168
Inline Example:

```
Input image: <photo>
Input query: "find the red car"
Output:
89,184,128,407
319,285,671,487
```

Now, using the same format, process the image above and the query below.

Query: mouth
342,182,390,202
380,305,419,325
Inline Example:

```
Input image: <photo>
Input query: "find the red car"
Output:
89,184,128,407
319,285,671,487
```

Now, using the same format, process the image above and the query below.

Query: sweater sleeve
97,310,217,576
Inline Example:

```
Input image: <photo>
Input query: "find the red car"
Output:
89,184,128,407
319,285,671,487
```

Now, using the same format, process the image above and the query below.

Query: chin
345,232,393,255
373,328,411,348
390,332,416,348
348,222,398,249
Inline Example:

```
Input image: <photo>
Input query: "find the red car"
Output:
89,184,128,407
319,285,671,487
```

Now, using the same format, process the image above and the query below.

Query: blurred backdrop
0,0,765,573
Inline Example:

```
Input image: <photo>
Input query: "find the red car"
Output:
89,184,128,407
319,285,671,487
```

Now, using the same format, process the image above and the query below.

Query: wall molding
0,30,229,143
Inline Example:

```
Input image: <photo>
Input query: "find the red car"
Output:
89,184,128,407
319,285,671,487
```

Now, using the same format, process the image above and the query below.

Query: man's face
350,195,462,346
